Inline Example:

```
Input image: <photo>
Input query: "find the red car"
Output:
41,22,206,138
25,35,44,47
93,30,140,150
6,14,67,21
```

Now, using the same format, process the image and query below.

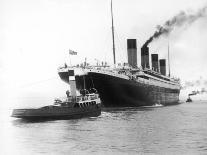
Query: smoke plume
188,88,207,96
182,78,207,89
143,6,207,47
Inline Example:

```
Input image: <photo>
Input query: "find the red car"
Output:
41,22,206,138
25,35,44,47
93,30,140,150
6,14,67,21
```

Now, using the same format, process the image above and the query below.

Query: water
1,101,207,154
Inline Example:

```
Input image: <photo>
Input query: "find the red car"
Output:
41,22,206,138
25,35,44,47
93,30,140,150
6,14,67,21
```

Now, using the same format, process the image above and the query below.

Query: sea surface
1,101,207,155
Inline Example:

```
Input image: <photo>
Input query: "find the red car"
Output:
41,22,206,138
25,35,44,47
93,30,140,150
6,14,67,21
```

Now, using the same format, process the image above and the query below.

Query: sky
0,0,207,109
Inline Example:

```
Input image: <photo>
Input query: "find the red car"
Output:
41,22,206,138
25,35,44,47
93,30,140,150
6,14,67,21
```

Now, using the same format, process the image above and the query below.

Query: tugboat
186,96,192,102
11,70,101,120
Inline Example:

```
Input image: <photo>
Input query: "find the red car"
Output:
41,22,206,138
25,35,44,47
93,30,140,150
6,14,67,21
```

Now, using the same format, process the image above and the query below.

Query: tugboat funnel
68,70,77,97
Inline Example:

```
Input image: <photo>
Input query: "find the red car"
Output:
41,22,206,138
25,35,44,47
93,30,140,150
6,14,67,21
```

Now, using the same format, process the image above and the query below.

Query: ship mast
168,42,171,77
111,0,116,65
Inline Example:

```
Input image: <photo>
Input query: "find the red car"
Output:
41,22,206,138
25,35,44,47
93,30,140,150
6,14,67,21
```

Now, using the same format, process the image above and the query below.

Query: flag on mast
69,49,77,55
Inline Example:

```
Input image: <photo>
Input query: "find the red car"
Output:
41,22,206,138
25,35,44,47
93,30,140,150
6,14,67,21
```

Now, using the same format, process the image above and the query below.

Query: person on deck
66,90,70,98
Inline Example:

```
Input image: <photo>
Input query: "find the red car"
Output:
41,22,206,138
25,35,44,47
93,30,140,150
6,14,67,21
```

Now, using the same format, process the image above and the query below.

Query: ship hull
12,105,101,120
58,71,180,107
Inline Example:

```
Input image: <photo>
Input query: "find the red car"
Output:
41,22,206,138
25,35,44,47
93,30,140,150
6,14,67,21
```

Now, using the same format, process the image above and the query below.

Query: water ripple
1,101,207,154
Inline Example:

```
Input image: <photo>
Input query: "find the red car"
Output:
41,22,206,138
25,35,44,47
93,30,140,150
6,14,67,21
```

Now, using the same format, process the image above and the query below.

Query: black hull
13,110,101,120
12,106,101,120
59,72,180,107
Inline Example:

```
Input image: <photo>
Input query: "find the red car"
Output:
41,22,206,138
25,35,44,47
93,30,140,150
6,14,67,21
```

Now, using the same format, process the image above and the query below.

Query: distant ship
186,96,192,102
58,0,181,107
186,91,199,102
12,70,101,119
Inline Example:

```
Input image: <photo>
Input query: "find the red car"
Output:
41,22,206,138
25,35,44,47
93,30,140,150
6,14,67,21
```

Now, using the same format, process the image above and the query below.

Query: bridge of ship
54,93,100,106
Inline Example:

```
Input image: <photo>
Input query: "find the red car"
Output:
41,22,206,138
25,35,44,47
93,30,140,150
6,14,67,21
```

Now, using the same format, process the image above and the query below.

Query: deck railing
55,94,99,104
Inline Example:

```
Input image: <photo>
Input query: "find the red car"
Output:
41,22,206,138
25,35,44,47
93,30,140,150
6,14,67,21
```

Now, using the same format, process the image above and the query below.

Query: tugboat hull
12,105,101,120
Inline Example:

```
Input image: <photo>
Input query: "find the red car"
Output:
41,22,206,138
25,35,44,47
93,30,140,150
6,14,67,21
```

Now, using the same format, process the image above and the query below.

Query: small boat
186,96,192,102
11,90,101,120
11,70,101,120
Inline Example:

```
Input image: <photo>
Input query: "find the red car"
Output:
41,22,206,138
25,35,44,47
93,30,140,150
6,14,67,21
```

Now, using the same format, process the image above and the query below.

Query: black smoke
188,88,207,96
143,6,207,47
182,78,207,89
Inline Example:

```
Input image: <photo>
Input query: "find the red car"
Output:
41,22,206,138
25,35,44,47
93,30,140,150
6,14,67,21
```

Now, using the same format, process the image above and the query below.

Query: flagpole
69,49,78,66
69,49,72,66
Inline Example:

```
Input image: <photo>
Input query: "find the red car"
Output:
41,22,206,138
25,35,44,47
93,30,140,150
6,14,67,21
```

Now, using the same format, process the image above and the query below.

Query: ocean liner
58,0,181,107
